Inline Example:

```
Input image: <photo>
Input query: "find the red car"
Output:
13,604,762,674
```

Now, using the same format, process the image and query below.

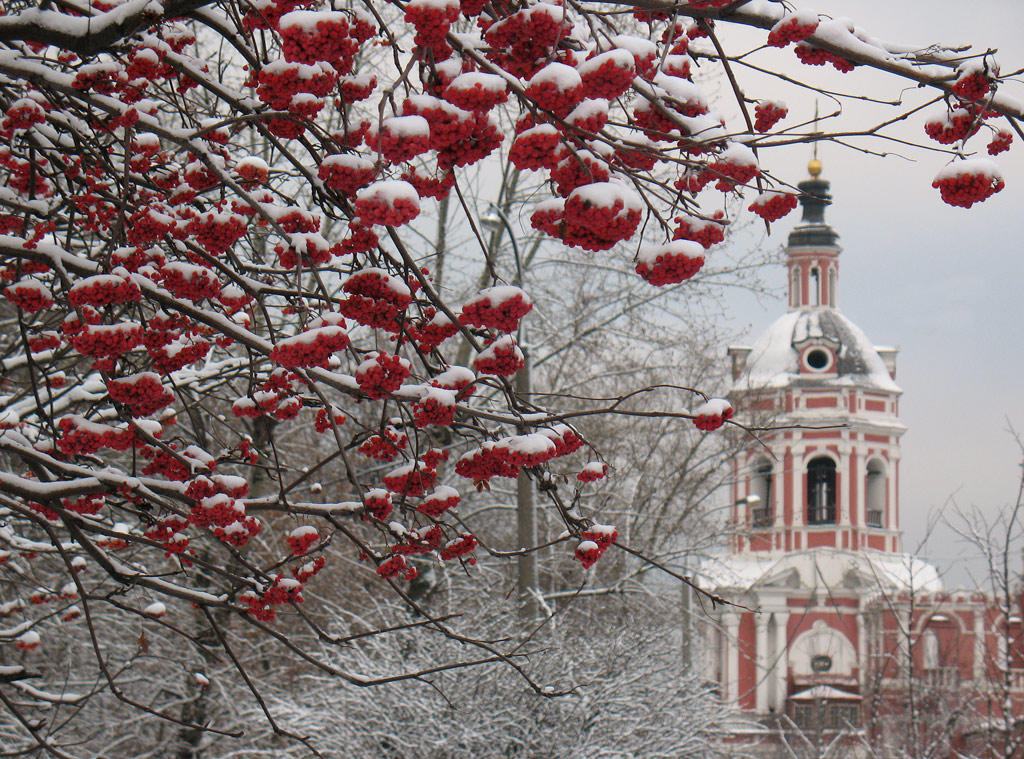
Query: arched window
807,457,836,524
791,268,801,307
750,459,772,527
866,459,886,528
923,630,939,670
828,268,836,307
810,267,820,306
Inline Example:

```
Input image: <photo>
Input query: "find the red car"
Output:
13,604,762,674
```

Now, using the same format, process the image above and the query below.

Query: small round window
805,348,831,371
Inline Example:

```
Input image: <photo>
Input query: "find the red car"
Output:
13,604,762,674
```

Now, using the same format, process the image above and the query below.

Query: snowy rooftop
730,306,901,394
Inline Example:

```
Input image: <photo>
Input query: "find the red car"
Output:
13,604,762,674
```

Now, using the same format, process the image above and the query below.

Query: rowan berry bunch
473,335,525,377
286,526,319,555
355,352,411,398
749,191,799,223
672,212,727,249
107,373,174,417
767,12,819,47
754,100,788,132
794,43,856,72
417,486,461,517
459,286,533,333
692,398,734,431
932,160,1005,208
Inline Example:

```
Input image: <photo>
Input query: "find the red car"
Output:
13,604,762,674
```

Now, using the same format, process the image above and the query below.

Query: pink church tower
699,158,940,738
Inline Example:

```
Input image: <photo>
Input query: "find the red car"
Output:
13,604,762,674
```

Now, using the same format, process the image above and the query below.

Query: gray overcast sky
720,0,1024,580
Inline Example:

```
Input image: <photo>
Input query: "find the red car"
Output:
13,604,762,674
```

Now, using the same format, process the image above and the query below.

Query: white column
722,612,741,705
774,610,790,713
755,613,771,713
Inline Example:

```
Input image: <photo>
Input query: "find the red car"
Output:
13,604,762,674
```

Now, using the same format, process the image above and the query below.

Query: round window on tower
803,347,834,372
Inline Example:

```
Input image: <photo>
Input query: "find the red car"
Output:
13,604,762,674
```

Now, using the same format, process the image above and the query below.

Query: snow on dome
733,308,900,393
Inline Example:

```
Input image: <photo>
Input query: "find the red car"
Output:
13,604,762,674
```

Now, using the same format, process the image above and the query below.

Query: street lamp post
481,204,537,622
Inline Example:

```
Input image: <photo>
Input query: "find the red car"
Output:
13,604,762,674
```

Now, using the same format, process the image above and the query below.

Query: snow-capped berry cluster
293,556,326,582
355,352,411,398
359,426,408,460
69,272,141,307
355,180,421,226
412,386,457,428
924,107,978,145
270,325,350,368
376,554,418,581
340,267,412,331
988,130,1013,155
189,212,248,255
671,212,727,249
69,323,143,358
57,416,134,456
692,398,734,431
754,100,788,133
577,462,607,482
286,525,319,555
526,63,584,117
767,11,819,47
578,49,636,100
473,335,525,377
4,278,53,312
439,533,477,562
391,524,444,556
443,72,509,112
404,0,460,48
932,159,1005,208
794,43,856,73
635,240,705,286
278,11,358,71
382,461,437,497
510,125,562,171
707,145,760,190
749,191,799,223
364,488,393,521
374,115,431,163
460,286,533,333
318,154,375,194
107,373,174,417
574,523,618,568
418,486,460,517
160,262,221,302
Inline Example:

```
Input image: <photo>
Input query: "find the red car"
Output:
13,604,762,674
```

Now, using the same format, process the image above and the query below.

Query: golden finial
808,158,823,177
808,100,822,177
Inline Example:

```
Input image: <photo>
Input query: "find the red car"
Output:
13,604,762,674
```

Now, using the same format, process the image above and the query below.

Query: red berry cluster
188,493,245,529
443,73,509,112
270,325,350,368
473,335,525,376
161,263,222,302
401,167,455,200
279,11,359,72
484,4,573,77
708,152,760,191
635,241,705,286
5,98,46,131
692,398,733,431
550,152,610,196
69,273,142,308
359,427,408,461
314,406,347,433
401,96,474,152
355,180,421,227
293,556,326,582
375,115,431,163
392,524,444,556
56,416,134,456
924,108,978,145
318,154,375,195
574,523,618,568
107,373,175,417
932,163,1005,208
526,63,584,117
455,441,522,482
672,212,726,249
460,286,532,333
767,14,819,47
404,0,460,48
413,386,457,428
559,183,642,250
355,352,411,398
566,99,608,135
988,130,1013,155
382,461,437,497
3,278,53,312
376,554,418,581
364,488,393,521
439,533,477,562
417,486,460,517
286,525,319,555
189,212,248,254
794,44,855,73
754,100,788,132
749,191,799,222
257,61,338,110
578,50,636,100
510,125,563,172
70,323,143,358
952,72,991,102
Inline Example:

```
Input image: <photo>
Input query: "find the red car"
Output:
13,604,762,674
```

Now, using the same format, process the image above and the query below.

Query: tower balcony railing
751,507,773,528
866,509,883,528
